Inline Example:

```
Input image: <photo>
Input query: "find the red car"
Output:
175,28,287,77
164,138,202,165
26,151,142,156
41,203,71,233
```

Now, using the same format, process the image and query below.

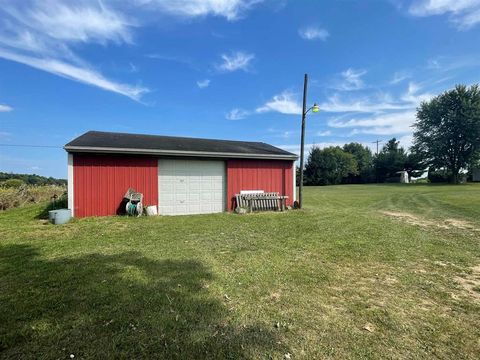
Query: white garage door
158,159,225,215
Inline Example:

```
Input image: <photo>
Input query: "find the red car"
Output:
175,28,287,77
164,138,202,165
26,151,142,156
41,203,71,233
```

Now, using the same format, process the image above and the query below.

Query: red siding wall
73,154,158,217
226,159,294,210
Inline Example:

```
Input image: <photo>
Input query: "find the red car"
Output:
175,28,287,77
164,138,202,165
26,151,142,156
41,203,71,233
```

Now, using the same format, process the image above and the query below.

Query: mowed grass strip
0,184,479,359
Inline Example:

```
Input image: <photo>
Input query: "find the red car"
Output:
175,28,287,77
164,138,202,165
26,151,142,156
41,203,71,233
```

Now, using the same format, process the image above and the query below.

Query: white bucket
145,205,158,216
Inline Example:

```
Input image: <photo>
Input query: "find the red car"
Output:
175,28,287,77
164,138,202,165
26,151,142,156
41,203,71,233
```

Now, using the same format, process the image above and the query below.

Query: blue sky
1,0,480,178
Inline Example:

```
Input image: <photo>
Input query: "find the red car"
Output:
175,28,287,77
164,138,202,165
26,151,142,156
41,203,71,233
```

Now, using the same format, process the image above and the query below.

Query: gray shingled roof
64,131,297,160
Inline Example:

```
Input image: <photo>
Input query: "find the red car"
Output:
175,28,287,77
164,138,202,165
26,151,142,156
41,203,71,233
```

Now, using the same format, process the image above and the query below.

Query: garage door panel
188,193,200,201
175,205,187,214
161,193,175,202
212,203,223,212
201,192,213,201
161,182,174,192
189,181,201,191
201,204,212,212
188,204,201,213
175,193,187,202
201,182,213,190
158,159,225,215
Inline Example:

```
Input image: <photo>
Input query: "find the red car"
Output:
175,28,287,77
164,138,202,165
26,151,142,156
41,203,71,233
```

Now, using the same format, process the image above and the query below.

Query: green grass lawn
1,184,479,359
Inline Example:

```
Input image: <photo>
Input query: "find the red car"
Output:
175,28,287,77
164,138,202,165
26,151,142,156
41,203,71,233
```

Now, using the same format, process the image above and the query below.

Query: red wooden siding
73,154,158,217
226,159,294,210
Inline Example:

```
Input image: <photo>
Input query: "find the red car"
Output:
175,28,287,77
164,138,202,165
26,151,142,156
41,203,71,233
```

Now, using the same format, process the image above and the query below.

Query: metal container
48,209,72,225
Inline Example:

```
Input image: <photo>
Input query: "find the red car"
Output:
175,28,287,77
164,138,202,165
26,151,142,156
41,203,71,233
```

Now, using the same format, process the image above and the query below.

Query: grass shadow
0,244,286,359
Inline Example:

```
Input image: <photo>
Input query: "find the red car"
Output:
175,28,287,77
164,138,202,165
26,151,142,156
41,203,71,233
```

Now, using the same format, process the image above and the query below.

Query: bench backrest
235,192,281,211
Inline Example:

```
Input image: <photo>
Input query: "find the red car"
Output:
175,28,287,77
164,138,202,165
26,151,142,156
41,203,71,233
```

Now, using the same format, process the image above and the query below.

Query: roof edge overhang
64,146,298,161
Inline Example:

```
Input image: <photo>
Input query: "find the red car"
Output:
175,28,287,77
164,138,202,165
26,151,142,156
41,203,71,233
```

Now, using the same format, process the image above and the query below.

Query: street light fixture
298,74,319,209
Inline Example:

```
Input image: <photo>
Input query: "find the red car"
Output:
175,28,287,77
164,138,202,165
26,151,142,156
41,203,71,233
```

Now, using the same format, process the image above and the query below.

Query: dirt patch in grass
381,211,479,231
456,265,480,302
444,218,478,231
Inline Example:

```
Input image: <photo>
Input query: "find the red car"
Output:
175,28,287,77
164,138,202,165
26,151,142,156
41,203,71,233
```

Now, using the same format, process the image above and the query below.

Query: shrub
428,169,467,184
428,169,449,183
2,179,25,188
412,177,430,184
385,176,401,183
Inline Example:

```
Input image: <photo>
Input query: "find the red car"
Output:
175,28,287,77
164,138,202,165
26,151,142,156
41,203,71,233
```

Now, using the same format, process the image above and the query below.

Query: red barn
65,131,297,217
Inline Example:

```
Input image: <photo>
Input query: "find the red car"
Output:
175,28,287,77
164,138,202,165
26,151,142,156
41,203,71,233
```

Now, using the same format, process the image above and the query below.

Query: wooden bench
235,192,289,212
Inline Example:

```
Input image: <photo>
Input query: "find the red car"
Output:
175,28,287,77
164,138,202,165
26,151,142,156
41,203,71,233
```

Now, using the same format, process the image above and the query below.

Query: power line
0,144,63,149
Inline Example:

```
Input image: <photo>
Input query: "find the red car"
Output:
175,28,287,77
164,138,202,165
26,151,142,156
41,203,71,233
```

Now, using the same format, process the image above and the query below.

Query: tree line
0,172,67,187
302,84,480,185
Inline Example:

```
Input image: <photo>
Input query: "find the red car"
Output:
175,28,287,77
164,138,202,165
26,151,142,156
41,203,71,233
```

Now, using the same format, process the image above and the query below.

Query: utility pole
372,139,383,183
372,139,383,155
297,74,319,209
298,74,308,209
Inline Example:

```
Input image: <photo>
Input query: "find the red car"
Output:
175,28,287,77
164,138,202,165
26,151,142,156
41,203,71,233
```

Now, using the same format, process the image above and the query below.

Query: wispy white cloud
256,91,302,114
0,1,265,101
390,70,411,84
401,82,434,103
279,130,296,138
331,111,417,135
0,48,148,100
321,81,432,114
320,93,409,113
331,68,367,91
409,0,480,29
197,79,211,88
140,0,263,21
2,1,134,44
216,51,255,72
316,130,332,136
266,127,298,139
129,62,139,73
325,82,433,136
226,108,250,120
274,130,298,139
298,26,329,41
0,104,13,112
0,1,148,100
425,55,480,72
460,7,480,28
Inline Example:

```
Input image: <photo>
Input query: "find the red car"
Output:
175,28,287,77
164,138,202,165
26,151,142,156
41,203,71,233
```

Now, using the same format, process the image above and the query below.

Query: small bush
428,169,450,183
2,179,25,188
412,177,430,184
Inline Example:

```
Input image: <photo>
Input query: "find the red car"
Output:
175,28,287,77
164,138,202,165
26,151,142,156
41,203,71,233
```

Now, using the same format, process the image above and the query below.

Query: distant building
396,170,409,183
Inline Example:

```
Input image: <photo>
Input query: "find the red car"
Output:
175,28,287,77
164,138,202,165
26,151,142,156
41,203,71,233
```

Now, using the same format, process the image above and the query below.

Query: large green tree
374,138,407,182
413,84,480,183
304,146,357,185
342,142,374,183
